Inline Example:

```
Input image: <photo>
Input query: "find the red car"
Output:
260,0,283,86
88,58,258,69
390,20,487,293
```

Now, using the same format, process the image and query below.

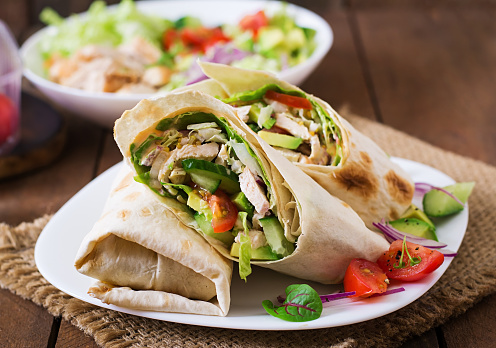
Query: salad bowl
20,0,333,128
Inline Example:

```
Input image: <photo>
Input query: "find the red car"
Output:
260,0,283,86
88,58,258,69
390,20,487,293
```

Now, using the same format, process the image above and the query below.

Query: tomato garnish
376,239,445,282
163,27,230,54
208,189,238,233
343,258,389,298
264,90,313,110
239,10,268,37
162,29,178,50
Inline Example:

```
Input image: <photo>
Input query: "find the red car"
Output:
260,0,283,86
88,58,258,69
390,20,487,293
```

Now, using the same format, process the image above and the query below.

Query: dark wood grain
300,10,377,121
353,6,496,165
443,293,496,348
402,329,441,348
1,0,29,40
55,320,99,348
0,289,53,347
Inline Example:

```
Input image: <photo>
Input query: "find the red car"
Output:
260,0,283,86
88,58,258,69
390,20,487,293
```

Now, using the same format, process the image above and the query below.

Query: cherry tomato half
208,189,238,233
376,240,445,282
264,90,313,110
343,258,389,298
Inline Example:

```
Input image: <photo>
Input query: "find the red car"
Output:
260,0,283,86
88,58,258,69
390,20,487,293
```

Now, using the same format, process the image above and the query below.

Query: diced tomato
164,26,231,54
162,29,178,50
0,93,17,144
343,258,388,298
264,90,313,110
376,240,445,282
239,10,268,37
208,189,238,233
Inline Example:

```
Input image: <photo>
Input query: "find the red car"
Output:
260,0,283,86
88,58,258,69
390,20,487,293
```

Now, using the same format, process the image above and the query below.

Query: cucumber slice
423,182,475,217
189,173,221,193
182,159,240,194
230,242,279,261
259,216,295,257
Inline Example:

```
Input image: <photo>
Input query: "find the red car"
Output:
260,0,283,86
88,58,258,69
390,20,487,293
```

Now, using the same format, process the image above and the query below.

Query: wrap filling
223,84,343,166
130,111,296,280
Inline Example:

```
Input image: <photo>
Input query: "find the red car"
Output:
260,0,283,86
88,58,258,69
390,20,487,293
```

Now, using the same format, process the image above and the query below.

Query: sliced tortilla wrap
194,62,414,228
114,90,389,284
74,166,232,316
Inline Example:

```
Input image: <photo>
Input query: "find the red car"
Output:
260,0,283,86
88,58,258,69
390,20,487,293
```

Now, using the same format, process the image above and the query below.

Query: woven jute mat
1,114,495,348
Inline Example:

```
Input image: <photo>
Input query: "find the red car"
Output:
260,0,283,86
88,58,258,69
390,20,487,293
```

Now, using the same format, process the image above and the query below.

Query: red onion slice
373,220,448,249
369,287,406,298
415,182,465,207
320,291,356,302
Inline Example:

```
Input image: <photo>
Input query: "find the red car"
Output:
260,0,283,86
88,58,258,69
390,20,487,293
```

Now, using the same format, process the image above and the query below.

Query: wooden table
1,1,495,347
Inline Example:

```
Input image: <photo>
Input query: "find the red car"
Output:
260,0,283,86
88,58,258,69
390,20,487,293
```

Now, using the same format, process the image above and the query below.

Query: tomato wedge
163,27,230,54
239,10,268,36
343,258,388,298
162,29,178,50
376,240,445,282
208,189,238,233
264,90,313,110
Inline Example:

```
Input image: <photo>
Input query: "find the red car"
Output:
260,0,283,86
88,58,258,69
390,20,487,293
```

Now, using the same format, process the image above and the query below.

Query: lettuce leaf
39,0,171,60
237,212,252,281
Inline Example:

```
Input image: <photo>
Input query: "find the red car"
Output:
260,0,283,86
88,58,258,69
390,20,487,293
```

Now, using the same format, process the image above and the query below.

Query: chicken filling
131,112,295,280
225,84,343,166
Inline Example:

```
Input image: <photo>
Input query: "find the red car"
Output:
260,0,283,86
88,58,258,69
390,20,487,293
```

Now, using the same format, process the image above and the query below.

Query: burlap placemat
1,115,495,348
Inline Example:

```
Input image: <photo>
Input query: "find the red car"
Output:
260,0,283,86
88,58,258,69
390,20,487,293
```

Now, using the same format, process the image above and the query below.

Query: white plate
34,158,468,330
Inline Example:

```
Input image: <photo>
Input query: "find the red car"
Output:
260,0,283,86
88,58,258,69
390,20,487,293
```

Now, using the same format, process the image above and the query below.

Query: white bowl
20,0,333,128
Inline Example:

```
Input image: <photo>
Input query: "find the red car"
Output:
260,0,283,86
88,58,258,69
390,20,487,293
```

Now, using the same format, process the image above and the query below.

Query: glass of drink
0,20,22,156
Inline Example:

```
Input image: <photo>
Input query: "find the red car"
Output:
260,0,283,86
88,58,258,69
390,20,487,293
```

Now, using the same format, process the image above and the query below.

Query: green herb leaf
262,284,323,322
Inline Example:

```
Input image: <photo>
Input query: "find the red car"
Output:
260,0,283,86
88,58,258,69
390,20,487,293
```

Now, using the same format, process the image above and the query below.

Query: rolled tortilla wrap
114,90,389,284
194,62,414,228
74,166,232,316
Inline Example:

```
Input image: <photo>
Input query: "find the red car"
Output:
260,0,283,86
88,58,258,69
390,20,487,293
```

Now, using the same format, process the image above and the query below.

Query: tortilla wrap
193,62,414,228
114,90,389,284
74,166,232,316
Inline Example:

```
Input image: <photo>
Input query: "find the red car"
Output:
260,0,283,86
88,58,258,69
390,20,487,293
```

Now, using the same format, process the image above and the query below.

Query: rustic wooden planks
301,10,378,120
0,289,53,347
352,6,496,165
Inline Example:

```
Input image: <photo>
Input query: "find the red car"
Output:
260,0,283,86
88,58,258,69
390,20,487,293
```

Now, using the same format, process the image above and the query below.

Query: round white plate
34,157,468,330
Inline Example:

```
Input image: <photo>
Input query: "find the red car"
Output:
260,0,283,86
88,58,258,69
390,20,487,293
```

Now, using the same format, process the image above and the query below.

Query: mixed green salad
224,84,343,166
130,111,296,280
39,0,317,93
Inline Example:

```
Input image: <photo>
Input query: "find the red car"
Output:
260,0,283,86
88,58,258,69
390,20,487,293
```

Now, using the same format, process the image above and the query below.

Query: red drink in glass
0,21,22,156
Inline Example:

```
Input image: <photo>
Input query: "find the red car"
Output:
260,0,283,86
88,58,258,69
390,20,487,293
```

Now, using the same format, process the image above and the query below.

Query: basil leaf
262,284,323,322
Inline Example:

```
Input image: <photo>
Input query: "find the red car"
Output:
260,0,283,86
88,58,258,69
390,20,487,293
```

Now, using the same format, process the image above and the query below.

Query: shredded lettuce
39,0,171,60
237,212,252,281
